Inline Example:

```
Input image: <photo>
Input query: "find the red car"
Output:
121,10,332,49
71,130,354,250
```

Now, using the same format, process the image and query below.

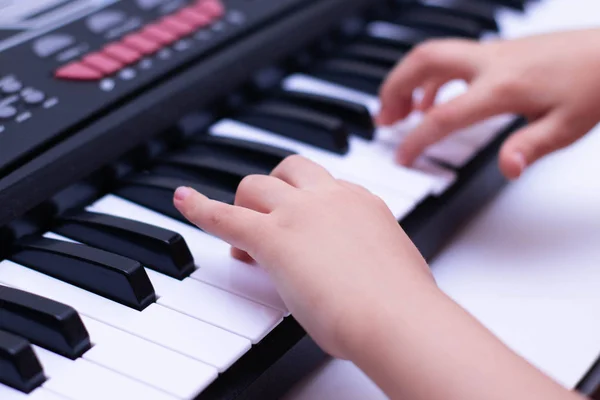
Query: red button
122,33,161,55
160,16,196,37
141,24,179,45
195,0,225,19
103,43,142,65
55,62,103,81
176,8,211,29
82,52,123,75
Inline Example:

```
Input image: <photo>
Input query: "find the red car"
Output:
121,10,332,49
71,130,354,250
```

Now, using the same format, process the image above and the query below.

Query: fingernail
514,152,527,175
174,186,192,202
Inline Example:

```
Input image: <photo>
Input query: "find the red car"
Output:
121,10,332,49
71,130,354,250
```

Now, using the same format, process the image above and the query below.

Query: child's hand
377,29,600,179
173,155,436,359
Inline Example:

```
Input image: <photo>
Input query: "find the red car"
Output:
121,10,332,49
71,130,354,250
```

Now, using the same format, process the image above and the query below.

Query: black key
417,0,499,31
340,42,406,68
473,0,525,11
272,90,376,140
0,330,45,393
394,7,485,38
312,59,389,95
364,22,434,49
236,101,349,154
190,136,295,172
115,174,235,224
11,237,156,311
0,285,91,359
54,211,195,280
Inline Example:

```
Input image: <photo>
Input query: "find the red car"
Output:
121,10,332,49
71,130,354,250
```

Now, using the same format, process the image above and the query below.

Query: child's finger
396,84,509,166
173,187,268,251
498,112,584,180
416,79,446,112
235,174,297,213
377,39,479,126
271,155,335,189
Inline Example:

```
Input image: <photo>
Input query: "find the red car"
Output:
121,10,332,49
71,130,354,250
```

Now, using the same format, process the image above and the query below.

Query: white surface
285,1,600,398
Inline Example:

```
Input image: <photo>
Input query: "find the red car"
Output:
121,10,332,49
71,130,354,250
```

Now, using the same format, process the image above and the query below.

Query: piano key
0,385,67,400
364,21,432,49
0,261,252,372
32,346,74,379
114,174,235,224
10,237,156,311
311,59,388,95
394,7,485,38
0,285,91,359
0,330,45,393
210,119,436,204
283,73,380,114
87,195,290,313
417,0,500,31
189,135,295,172
53,210,195,280
271,90,376,140
43,358,177,400
236,101,350,154
424,137,479,168
339,42,406,68
81,316,218,399
157,278,283,343
153,154,244,192
36,182,100,220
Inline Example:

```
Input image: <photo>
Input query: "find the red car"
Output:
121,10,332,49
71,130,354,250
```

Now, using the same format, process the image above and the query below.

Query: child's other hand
173,155,435,359
377,30,600,179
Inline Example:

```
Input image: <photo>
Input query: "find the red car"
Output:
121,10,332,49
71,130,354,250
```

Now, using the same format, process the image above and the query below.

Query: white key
452,114,517,149
125,303,250,372
0,385,68,400
210,119,435,203
0,261,251,372
81,316,217,399
425,138,477,169
32,346,73,379
158,278,283,343
43,358,176,400
87,195,288,312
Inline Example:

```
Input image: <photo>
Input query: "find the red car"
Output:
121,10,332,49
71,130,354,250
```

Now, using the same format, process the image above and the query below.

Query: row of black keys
0,0,538,392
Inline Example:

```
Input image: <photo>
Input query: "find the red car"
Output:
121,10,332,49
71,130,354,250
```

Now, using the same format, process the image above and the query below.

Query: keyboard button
10,238,156,311
114,174,235,224
141,24,179,45
272,90,376,140
21,88,46,105
43,358,177,400
54,210,195,280
236,101,350,154
81,53,123,76
0,285,91,359
88,195,289,313
55,63,103,81
81,316,217,399
0,106,17,120
160,16,196,37
177,8,212,28
122,34,161,55
103,43,143,65
195,0,225,19
0,330,45,393
0,261,251,373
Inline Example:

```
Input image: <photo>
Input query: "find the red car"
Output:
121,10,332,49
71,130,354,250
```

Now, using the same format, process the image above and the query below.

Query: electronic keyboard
0,0,597,399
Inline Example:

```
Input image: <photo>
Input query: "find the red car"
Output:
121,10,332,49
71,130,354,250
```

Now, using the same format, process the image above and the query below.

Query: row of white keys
13,231,280,344
210,119,421,219
0,260,251,372
87,194,290,315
